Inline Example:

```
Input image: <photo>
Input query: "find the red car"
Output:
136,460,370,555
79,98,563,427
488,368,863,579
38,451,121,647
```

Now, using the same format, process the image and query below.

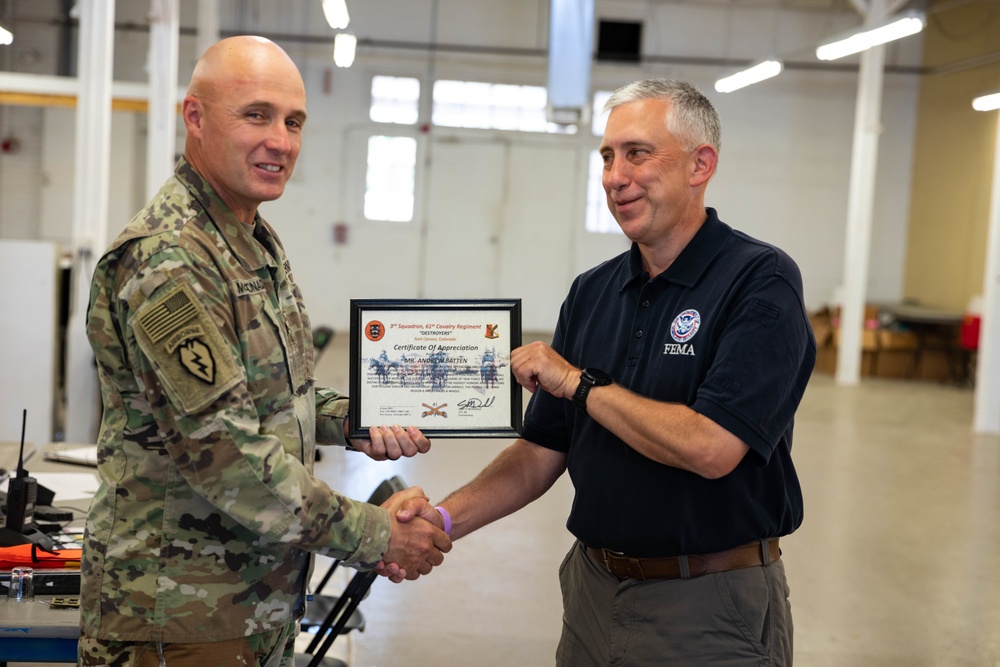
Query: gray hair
604,79,721,153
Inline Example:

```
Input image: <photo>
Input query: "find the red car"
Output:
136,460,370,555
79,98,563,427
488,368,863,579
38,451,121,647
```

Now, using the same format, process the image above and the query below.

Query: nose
264,122,293,154
603,155,629,192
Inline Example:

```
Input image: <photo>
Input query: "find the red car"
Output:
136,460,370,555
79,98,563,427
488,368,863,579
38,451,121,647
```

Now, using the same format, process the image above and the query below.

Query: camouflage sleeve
120,244,390,567
315,387,350,447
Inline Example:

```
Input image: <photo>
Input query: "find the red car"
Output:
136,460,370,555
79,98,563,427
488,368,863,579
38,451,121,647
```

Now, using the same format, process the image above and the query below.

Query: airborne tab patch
164,324,206,354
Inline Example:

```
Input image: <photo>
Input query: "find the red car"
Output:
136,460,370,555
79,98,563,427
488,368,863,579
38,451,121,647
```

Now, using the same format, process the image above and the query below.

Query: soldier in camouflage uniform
80,36,449,666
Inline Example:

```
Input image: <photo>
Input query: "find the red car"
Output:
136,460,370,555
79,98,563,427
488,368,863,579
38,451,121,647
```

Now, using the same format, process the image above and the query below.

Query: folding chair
295,476,406,667
312,326,335,362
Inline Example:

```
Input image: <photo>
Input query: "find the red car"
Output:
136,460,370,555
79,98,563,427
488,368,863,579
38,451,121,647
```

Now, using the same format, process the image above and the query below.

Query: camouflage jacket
83,158,391,642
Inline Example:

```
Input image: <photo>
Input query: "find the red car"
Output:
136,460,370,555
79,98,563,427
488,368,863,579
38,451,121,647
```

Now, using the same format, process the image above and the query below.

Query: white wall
0,106,43,239
0,240,58,445
38,107,142,247
0,0,922,334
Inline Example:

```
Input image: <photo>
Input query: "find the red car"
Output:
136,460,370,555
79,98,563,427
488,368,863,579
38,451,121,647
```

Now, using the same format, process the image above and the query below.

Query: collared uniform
83,159,390,643
524,209,814,555
523,209,815,665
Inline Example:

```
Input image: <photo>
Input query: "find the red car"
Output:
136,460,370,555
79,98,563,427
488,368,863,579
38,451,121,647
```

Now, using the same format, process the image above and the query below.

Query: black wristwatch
572,368,613,413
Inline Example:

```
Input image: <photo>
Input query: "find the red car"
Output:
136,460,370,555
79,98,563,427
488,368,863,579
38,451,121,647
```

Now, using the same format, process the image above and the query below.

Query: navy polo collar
617,207,731,292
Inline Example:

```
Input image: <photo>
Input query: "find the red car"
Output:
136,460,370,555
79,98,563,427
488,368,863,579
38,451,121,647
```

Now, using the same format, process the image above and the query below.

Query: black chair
312,326,335,362
295,476,406,667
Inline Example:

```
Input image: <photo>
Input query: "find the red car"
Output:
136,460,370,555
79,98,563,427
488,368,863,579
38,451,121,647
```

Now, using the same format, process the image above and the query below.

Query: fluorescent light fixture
973,92,1000,112
715,60,783,93
334,33,357,68
0,24,12,46
322,0,350,30
816,12,924,61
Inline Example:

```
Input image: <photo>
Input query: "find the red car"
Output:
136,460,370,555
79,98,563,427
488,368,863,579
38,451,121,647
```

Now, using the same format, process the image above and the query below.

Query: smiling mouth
257,164,282,173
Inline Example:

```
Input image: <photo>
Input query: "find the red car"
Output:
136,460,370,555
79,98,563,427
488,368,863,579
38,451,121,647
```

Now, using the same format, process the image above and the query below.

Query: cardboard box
814,345,836,375
809,309,833,348
813,338,877,376
810,307,877,376
877,329,918,351
875,350,915,378
914,349,953,382
832,328,879,352
874,329,918,379
807,307,964,381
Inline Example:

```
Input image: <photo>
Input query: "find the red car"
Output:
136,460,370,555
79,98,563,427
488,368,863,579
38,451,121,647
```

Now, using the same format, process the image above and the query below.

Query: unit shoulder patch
132,282,244,415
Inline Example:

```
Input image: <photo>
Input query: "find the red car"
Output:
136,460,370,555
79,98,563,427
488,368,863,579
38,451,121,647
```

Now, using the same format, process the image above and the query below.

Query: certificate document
349,299,522,439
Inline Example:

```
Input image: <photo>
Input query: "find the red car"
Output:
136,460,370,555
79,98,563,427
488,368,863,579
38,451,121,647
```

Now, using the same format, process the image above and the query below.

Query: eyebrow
599,140,651,153
242,100,308,123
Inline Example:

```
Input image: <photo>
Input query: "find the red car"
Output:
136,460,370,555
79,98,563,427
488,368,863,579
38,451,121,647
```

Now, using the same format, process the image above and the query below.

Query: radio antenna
16,409,27,477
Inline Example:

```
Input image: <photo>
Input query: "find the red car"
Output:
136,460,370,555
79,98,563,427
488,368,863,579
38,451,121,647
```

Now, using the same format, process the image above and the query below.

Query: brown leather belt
586,538,780,581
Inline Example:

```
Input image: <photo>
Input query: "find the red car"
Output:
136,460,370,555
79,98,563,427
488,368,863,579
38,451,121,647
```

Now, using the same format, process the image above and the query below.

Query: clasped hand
377,487,451,583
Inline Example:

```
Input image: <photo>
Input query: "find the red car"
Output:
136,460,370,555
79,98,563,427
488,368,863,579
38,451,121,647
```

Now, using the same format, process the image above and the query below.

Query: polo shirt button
635,330,643,338
641,300,650,307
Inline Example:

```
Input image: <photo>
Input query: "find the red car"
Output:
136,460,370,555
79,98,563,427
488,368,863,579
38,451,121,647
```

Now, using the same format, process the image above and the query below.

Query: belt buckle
601,549,624,574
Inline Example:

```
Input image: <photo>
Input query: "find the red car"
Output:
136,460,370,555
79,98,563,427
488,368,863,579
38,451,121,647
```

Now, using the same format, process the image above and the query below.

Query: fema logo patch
670,309,701,343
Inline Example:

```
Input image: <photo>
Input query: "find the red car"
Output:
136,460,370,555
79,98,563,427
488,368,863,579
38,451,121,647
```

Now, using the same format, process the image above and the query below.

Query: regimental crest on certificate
349,299,523,439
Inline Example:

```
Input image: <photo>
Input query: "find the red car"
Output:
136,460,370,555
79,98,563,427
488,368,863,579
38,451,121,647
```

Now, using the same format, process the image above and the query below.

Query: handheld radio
4,410,38,533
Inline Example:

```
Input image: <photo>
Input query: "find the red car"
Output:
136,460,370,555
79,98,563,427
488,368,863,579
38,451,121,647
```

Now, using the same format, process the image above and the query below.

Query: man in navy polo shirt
391,79,815,665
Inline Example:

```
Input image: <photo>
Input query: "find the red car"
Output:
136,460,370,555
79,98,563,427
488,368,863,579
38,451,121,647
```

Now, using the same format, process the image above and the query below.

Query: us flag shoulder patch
138,283,199,343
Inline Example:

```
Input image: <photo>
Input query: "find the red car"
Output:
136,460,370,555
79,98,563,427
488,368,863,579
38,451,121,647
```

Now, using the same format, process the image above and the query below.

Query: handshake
375,486,451,584
347,426,452,583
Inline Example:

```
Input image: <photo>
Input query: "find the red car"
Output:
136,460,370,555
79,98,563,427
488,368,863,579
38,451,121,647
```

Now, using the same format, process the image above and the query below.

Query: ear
690,144,718,187
181,96,203,137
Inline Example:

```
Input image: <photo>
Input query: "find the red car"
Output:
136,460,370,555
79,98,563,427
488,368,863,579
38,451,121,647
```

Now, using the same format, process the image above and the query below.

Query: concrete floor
311,333,1000,666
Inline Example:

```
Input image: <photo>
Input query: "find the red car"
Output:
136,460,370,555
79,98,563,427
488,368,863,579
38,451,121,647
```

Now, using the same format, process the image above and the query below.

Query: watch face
583,368,612,384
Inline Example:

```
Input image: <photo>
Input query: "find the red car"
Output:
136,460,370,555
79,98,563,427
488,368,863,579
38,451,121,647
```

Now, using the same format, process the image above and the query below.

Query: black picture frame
349,299,522,439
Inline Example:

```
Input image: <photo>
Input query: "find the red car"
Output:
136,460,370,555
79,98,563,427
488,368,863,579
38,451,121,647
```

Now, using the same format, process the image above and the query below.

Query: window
364,135,417,222
585,150,621,234
370,75,420,125
591,90,612,136
432,79,574,134
586,91,620,233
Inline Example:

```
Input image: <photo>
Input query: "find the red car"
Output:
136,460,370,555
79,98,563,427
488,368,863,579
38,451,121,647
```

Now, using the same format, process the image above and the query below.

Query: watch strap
572,368,612,413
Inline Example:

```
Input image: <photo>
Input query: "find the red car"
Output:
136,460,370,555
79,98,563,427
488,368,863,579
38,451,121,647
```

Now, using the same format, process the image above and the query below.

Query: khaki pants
556,540,793,666
78,622,298,667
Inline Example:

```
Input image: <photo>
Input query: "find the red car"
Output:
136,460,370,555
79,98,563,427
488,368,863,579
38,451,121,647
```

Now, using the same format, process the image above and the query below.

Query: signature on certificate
457,396,495,410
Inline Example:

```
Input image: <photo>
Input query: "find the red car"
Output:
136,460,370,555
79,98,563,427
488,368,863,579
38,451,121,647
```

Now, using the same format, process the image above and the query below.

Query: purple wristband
434,506,452,536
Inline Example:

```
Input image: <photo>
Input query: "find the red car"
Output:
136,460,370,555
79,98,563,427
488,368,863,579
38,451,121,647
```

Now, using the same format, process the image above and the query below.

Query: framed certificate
349,299,522,439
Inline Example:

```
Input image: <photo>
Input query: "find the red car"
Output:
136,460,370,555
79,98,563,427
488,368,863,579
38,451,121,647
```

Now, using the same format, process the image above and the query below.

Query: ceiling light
816,12,924,61
973,92,1000,112
0,24,13,46
334,33,357,68
715,60,783,93
322,0,350,30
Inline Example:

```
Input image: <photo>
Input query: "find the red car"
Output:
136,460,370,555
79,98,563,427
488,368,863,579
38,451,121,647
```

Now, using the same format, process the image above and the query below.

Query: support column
196,0,220,61
63,0,115,442
146,0,179,200
974,113,1000,434
836,0,889,386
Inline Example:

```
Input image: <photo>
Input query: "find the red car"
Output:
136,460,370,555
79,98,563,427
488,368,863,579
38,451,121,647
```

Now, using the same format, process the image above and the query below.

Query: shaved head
187,35,304,103
182,36,307,224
